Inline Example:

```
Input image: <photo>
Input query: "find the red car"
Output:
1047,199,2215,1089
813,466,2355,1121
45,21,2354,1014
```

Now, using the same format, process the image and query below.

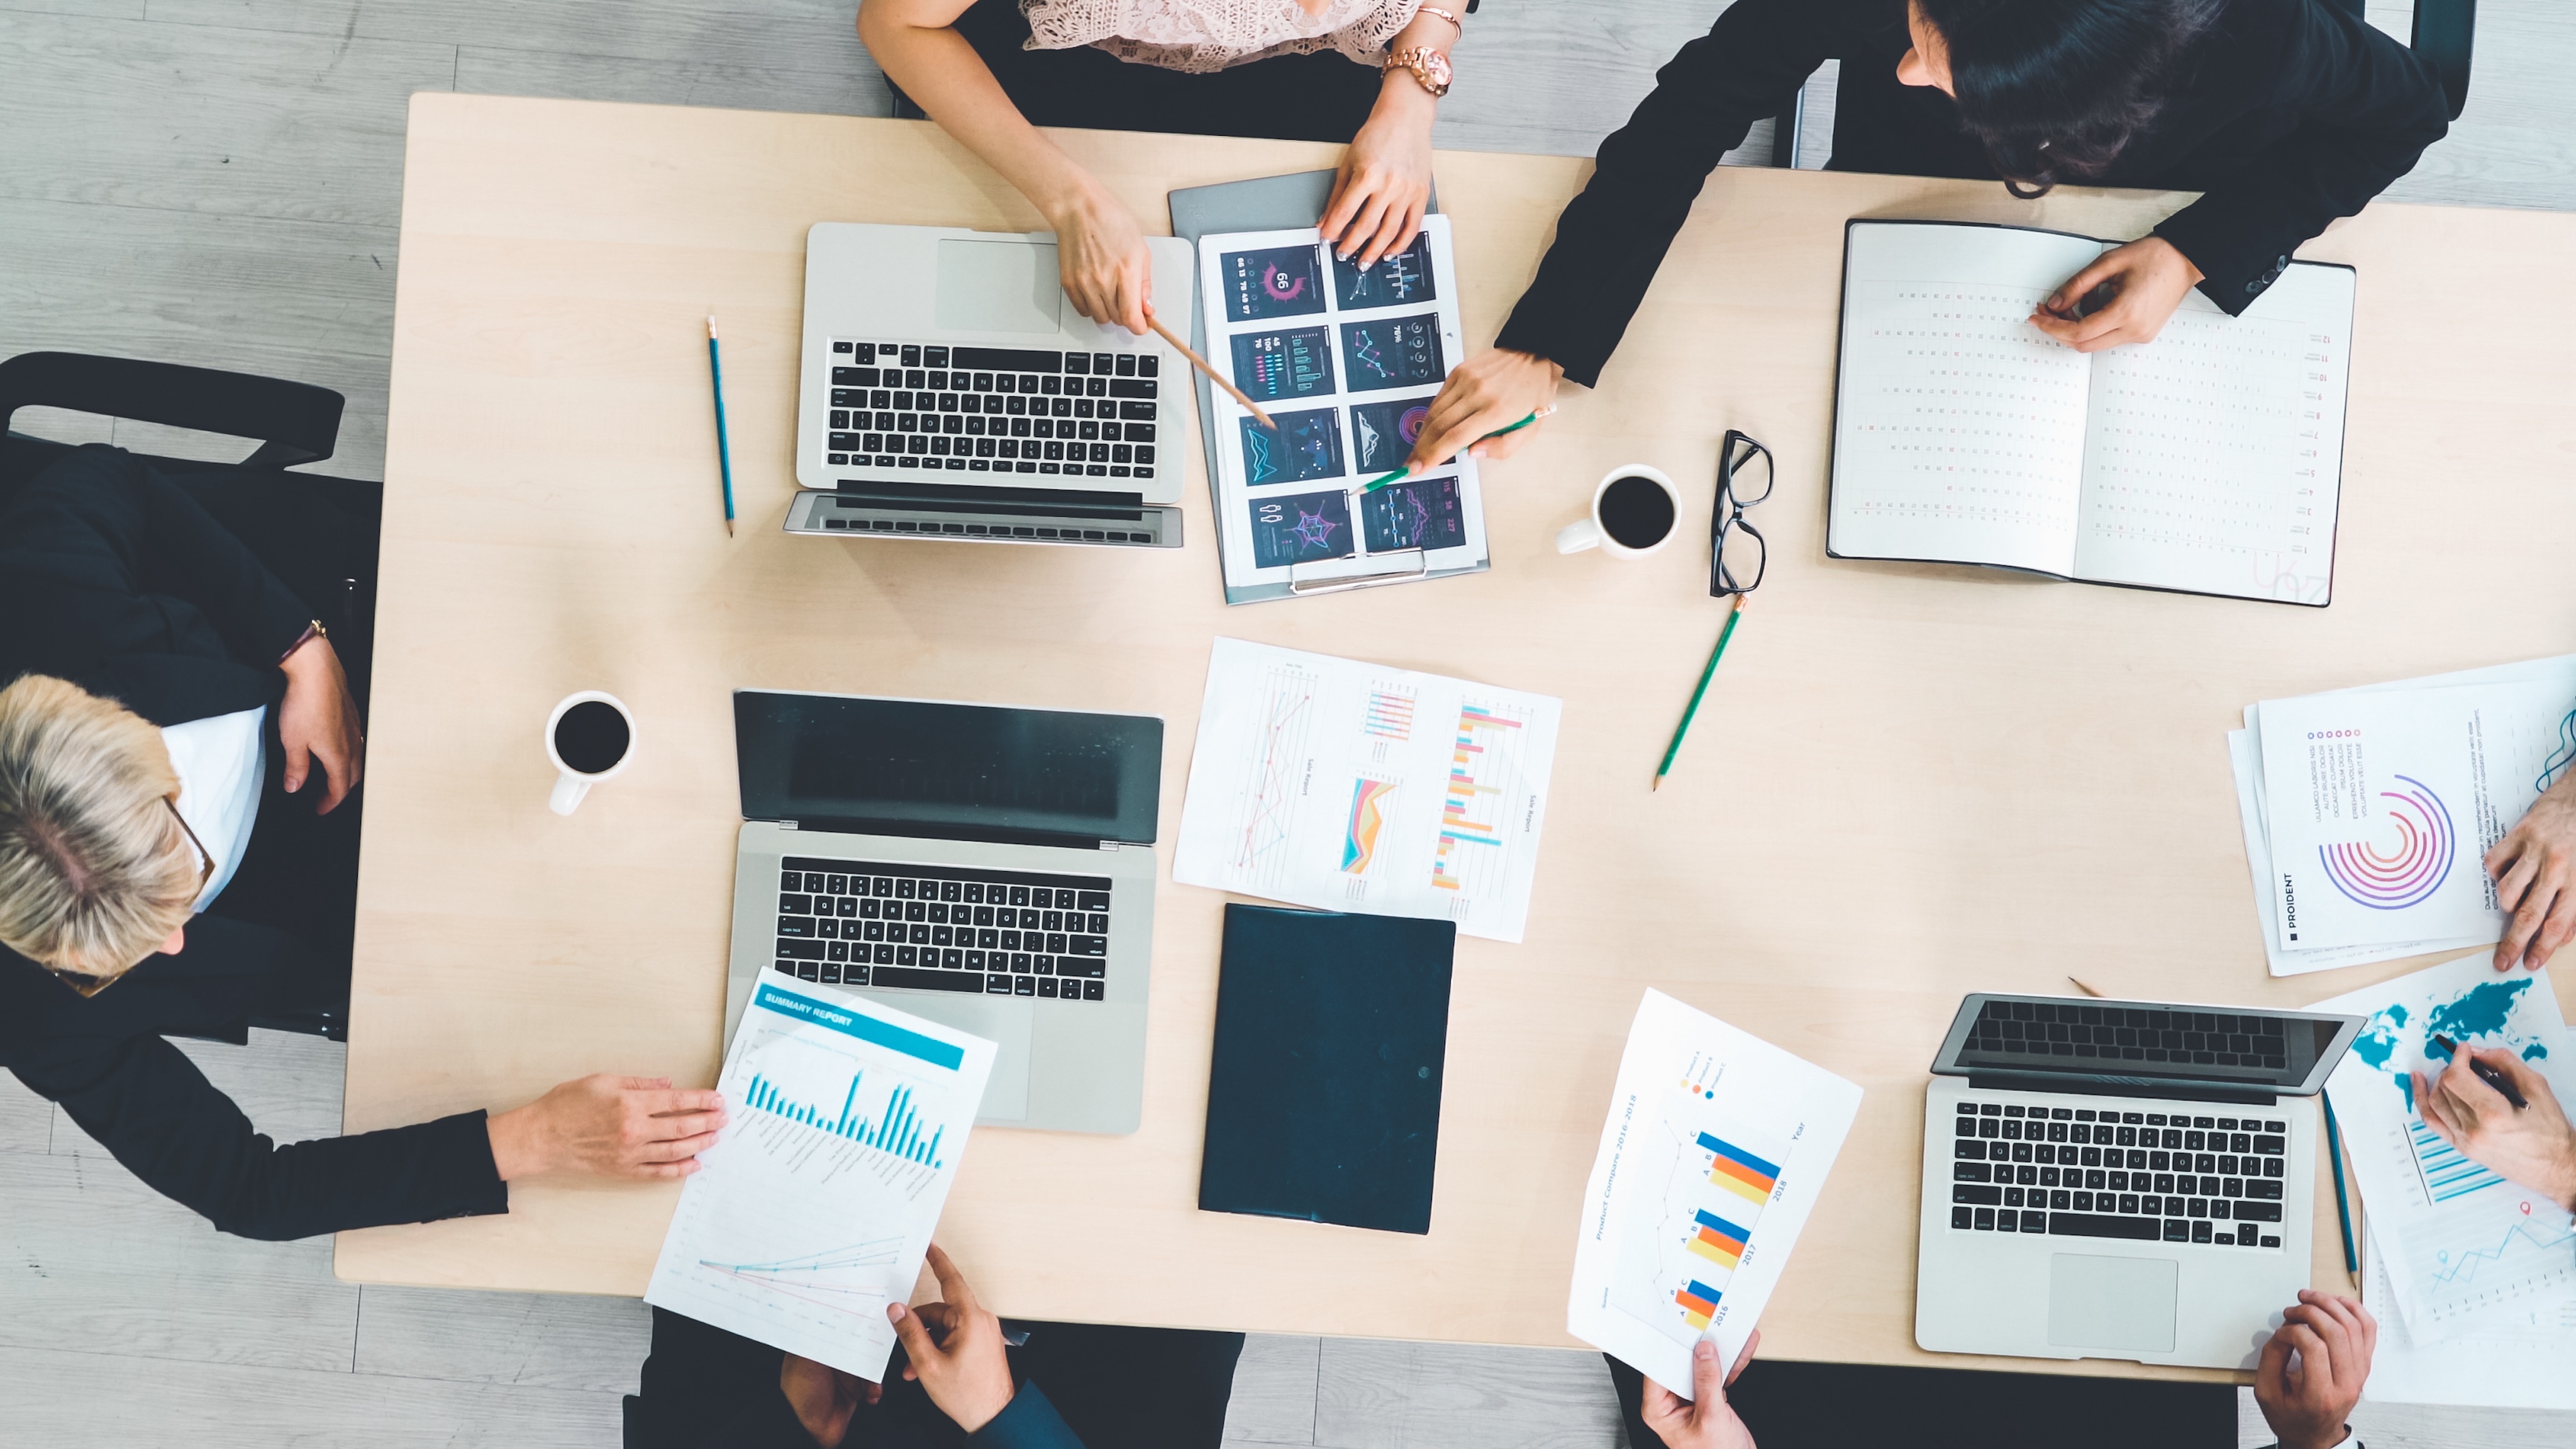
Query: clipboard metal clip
1287,550,1428,595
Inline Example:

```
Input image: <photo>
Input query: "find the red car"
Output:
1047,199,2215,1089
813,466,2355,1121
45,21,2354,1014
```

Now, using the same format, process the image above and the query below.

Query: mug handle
549,770,592,816
1555,517,1604,554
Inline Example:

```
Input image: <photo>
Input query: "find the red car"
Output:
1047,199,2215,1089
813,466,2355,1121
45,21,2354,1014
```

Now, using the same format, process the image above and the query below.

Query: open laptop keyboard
772,856,1110,1001
1948,1099,2289,1248
824,340,1160,479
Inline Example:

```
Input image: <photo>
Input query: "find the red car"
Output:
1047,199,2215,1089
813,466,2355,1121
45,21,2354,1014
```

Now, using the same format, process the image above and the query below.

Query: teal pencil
2323,1095,2360,1282
1360,409,1545,492
1653,594,1746,791
707,314,736,537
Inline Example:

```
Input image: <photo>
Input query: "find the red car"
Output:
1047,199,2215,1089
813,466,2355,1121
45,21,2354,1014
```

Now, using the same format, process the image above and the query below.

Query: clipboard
1170,174,1487,606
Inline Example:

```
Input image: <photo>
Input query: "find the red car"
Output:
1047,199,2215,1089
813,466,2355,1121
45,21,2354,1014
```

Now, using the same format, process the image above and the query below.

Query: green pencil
1653,594,1746,791
1360,409,1546,492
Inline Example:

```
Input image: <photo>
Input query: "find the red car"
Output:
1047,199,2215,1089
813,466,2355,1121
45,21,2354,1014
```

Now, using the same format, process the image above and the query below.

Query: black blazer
0,445,505,1240
1494,0,2450,386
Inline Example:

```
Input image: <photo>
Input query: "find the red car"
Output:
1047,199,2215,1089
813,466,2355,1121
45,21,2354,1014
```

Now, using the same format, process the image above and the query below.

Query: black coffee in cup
1598,473,1677,550
553,700,631,775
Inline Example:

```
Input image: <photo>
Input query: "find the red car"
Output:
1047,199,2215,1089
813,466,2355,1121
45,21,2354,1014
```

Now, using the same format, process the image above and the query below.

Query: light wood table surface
341,92,2576,1379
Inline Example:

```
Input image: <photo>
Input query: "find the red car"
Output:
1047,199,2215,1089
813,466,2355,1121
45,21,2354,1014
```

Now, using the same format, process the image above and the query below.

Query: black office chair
1765,0,2475,169
0,350,382,1042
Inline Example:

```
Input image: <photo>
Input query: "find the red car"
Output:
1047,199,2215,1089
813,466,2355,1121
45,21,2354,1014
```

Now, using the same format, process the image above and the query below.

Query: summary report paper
1174,638,1562,942
647,981,997,1379
1568,990,1862,1389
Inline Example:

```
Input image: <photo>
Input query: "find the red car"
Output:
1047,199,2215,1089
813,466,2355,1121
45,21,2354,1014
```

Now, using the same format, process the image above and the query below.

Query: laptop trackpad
878,993,1031,1121
936,240,1063,335
2046,1255,2177,1354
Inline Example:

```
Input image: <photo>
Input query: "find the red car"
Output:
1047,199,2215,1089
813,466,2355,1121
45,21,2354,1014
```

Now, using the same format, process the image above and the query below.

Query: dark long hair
1916,0,2226,196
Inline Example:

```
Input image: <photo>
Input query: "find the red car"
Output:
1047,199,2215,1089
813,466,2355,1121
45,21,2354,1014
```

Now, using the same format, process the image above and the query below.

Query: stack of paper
2306,954,2576,1408
1566,990,1863,1389
2231,655,2576,975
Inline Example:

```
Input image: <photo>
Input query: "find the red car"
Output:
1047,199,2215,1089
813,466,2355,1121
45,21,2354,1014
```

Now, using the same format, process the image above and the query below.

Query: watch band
1384,46,1453,97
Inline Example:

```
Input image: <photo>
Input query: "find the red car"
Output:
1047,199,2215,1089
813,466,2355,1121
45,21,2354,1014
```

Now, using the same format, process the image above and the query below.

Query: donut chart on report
2318,774,2454,911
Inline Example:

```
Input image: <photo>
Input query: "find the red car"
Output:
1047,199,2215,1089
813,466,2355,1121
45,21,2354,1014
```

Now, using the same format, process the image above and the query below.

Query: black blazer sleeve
2155,2,2447,313
1491,0,1836,386
11,1031,508,1241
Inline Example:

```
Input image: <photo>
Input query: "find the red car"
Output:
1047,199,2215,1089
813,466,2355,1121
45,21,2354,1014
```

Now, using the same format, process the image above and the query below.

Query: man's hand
1638,1331,1758,1449
1323,80,1436,269
1047,182,1154,336
2486,772,2576,972
278,633,364,814
2027,236,2204,353
780,1354,880,1448
484,1074,727,1181
2416,1046,2576,1210
887,1244,1016,1433
2252,1291,2373,1449
1404,348,1562,477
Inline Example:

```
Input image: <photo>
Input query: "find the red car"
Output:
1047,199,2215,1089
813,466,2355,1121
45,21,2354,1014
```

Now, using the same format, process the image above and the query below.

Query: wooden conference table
342,92,2576,1380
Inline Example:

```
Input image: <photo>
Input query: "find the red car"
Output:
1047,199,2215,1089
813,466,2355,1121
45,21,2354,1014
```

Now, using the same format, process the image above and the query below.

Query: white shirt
160,707,266,911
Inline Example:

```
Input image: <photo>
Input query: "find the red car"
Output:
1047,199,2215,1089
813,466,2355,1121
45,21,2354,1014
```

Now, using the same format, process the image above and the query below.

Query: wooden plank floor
2,1,2572,1441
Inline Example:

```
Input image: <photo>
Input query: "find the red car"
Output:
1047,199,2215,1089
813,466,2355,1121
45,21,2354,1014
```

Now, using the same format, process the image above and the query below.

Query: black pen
2431,1033,2528,1109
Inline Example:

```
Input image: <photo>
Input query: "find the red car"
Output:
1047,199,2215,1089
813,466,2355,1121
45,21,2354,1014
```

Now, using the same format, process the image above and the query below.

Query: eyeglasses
1710,430,1772,598
45,797,213,1000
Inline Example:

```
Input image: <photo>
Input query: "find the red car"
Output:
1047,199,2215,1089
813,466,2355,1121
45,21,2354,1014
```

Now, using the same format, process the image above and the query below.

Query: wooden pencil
1146,314,1275,430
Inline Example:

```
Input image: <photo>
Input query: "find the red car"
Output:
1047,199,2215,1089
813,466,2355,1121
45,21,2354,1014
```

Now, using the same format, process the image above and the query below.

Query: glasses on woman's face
1711,430,1773,598
46,798,212,1000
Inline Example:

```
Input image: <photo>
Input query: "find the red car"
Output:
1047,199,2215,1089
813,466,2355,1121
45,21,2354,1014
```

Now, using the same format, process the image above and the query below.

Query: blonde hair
0,675,199,976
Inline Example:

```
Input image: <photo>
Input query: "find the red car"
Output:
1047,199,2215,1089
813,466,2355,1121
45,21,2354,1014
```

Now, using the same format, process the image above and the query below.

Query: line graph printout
2258,680,2559,951
647,982,996,1379
1570,991,1863,1389
2310,954,2576,1336
1175,638,1562,941
1197,219,1489,599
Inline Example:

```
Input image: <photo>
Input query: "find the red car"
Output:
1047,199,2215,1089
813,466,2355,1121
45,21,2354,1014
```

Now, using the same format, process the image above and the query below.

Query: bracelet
278,619,328,665
1417,5,1462,30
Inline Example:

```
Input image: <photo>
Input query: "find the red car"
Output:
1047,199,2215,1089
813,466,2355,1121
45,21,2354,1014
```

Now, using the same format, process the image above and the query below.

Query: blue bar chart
745,1071,946,1170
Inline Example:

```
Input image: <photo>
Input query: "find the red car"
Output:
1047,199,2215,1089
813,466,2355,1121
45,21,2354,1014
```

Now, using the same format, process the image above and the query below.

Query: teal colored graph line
2430,1215,2576,1285
703,1237,903,1275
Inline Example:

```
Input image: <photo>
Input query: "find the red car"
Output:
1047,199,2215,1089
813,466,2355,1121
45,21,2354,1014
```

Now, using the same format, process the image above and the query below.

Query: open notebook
1829,220,2355,606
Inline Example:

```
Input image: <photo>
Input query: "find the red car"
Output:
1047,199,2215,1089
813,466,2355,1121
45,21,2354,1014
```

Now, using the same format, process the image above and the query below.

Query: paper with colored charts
1569,990,1863,1391
646,980,996,1379
2255,679,2564,953
2307,953,2576,1340
1172,638,1560,942
1194,219,1489,599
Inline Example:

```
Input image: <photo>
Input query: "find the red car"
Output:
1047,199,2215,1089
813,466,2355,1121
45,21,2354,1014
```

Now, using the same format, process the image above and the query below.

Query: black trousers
892,0,1385,144
177,466,381,1008
629,1308,1245,1449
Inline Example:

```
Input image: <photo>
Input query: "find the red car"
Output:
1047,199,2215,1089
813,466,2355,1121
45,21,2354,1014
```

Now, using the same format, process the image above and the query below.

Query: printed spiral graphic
2318,774,2454,910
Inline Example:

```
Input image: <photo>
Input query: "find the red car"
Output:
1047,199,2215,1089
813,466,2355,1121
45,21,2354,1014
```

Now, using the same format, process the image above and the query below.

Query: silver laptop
790,222,1197,547
1916,993,2362,1368
721,689,1161,1135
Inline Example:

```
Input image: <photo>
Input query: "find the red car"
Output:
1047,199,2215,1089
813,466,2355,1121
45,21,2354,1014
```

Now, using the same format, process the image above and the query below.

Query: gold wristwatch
1384,46,1453,98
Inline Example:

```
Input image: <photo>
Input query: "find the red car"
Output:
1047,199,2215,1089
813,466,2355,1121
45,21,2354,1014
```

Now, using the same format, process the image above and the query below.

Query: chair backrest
0,351,343,469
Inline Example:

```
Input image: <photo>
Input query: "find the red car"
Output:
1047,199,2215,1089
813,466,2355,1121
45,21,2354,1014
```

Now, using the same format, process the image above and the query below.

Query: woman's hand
1404,348,1562,475
278,632,363,814
887,1245,1017,1433
2415,1046,2576,1211
1048,182,1155,336
1323,80,1436,269
1638,1331,1760,1449
779,1354,880,1448
2486,772,2576,971
484,1074,728,1181
2027,236,2204,352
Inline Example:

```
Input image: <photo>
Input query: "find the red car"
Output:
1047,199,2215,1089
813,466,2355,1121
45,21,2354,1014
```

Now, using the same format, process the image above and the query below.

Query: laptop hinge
1967,1072,2279,1108
779,820,797,830
1099,840,1118,851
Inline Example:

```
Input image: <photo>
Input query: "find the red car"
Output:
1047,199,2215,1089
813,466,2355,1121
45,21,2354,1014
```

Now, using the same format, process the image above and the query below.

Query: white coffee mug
545,691,636,816
1555,464,1682,558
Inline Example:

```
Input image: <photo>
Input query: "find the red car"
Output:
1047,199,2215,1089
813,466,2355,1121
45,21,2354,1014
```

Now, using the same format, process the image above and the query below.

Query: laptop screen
1931,994,2364,1096
735,691,1162,847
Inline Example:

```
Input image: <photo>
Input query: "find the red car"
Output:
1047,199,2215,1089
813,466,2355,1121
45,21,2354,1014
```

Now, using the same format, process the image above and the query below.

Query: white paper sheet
2259,682,2560,951
2307,955,2576,1339
646,980,996,1379
1173,638,1560,942
2360,1232,2576,1409
1567,989,1862,1393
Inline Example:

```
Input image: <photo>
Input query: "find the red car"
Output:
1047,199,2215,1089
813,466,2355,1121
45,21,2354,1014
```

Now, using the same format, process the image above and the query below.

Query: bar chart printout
1175,639,1563,941
647,982,996,1379
1570,990,1863,1387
